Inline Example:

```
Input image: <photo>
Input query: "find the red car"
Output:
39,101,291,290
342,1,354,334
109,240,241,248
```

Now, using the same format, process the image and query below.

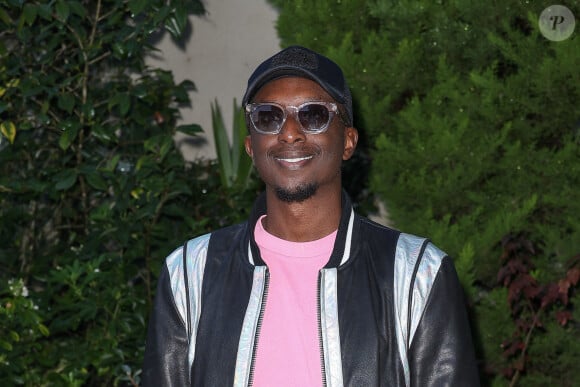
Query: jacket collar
246,190,355,268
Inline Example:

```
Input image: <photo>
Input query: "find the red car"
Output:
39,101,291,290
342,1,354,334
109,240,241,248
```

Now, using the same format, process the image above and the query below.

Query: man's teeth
277,156,313,162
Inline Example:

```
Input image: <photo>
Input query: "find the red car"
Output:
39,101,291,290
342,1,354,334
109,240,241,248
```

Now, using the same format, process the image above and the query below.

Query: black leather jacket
142,192,480,386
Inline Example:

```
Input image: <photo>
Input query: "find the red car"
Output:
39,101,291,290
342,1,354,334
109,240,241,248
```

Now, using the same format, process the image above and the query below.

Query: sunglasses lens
248,102,335,134
298,104,331,133
250,104,284,133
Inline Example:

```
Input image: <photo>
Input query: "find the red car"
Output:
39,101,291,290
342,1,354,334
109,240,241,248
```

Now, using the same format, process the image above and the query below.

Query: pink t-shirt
252,215,337,387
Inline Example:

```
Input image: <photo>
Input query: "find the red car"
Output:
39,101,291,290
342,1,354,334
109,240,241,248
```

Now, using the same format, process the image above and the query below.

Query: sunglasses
245,101,341,135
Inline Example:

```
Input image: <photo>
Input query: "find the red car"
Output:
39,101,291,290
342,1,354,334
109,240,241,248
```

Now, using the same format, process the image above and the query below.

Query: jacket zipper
317,271,328,387
247,269,270,387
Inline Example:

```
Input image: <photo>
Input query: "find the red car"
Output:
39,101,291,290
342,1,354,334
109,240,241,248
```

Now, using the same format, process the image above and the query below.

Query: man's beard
274,183,318,203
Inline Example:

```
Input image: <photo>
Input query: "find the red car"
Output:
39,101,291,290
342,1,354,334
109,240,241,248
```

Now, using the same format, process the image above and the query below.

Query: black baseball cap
242,46,353,125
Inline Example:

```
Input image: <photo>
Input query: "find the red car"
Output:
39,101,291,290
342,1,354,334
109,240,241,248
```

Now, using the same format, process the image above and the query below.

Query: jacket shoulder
165,233,211,272
391,232,452,386
165,222,249,269
356,215,401,249
393,232,449,329
395,233,448,268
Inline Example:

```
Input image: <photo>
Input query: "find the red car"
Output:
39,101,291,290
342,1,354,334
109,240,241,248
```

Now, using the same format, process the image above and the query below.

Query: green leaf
144,135,163,154
173,85,190,103
158,134,173,159
112,42,126,59
38,323,50,337
211,99,233,187
0,7,12,25
105,154,120,172
109,93,131,116
165,13,187,39
232,99,252,188
176,123,202,136
119,94,131,116
9,330,19,342
174,79,196,103
57,93,75,113
0,121,16,144
41,99,49,114
22,3,37,25
58,122,80,150
128,0,148,15
81,102,95,121
90,202,112,221
0,339,13,351
210,99,253,189
92,125,114,143
231,100,243,177
179,79,196,91
68,1,87,18
85,171,108,191
153,5,171,25
132,83,148,99
37,4,52,20
55,169,78,191
184,1,205,15
55,0,70,22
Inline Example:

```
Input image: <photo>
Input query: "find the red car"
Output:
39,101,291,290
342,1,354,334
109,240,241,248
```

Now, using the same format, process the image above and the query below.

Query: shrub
0,0,257,385
269,1,580,385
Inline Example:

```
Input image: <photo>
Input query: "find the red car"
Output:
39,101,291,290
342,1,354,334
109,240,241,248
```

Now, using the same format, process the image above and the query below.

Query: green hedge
0,1,256,385
270,1,580,385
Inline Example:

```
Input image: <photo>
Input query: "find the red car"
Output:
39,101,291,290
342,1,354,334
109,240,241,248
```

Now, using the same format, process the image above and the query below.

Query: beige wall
146,1,390,225
147,0,280,161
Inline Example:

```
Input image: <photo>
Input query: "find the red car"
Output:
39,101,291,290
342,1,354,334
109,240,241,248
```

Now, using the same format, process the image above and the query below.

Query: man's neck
263,188,342,242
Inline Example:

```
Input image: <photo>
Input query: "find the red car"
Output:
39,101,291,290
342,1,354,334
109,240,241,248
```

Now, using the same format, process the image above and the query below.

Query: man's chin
274,183,318,203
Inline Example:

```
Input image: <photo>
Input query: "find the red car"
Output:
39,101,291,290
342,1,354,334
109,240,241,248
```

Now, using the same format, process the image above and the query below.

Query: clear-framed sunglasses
245,101,344,135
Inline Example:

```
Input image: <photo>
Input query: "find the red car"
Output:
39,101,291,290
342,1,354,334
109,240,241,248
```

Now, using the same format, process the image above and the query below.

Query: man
142,46,480,386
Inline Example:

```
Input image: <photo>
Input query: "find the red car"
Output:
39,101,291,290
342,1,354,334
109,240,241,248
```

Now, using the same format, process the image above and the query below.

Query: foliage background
1,0,579,386
269,0,580,386
0,0,258,385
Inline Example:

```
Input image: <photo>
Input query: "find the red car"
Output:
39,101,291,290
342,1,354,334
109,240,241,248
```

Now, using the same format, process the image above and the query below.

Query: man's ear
244,135,254,161
342,126,358,161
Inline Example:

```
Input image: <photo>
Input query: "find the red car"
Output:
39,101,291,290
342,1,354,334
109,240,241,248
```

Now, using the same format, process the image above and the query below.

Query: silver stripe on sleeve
339,210,355,266
319,268,344,387
248,242,254,265
393,233,425,387
166,233,211,379
233,266,267,387
408,242,444,344
394,234,447,387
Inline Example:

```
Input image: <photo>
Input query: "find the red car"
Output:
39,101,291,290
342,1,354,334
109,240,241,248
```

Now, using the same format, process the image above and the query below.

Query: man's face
244,77,358,203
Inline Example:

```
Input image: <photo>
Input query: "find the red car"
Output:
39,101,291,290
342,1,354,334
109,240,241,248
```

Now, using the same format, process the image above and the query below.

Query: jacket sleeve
141,262,190,387
408,257,480,386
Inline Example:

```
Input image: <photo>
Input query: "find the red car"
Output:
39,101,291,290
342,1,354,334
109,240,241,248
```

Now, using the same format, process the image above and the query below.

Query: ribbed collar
246,190,355,268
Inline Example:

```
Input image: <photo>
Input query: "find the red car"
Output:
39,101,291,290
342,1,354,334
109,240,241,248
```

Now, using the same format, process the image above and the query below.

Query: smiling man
142,46,480,386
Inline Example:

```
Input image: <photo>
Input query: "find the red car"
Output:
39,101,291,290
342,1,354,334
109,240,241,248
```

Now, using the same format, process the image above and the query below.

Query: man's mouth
275,155,314,163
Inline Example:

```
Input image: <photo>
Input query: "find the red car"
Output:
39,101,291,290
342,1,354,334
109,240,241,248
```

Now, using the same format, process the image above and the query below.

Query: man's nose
277,114,306,143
